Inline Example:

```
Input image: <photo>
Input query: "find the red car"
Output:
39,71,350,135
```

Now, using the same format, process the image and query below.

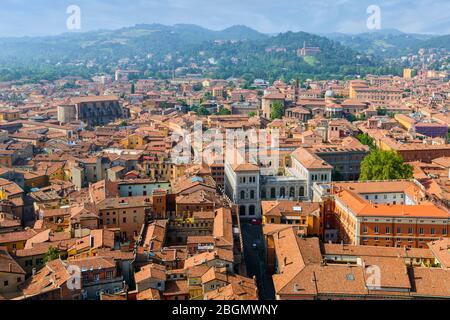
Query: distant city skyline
1,0,450,37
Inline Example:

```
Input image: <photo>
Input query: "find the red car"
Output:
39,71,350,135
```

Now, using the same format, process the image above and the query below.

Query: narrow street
241,222,275,300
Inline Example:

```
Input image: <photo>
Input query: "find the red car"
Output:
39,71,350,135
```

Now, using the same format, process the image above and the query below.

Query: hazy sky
1,0,449,37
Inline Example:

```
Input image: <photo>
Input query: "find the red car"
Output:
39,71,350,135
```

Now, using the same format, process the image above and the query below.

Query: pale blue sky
0,0,449,37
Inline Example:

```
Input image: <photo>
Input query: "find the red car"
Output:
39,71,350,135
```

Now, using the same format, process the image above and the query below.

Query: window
299,186,305,197
444,229,448,236
408,227,413,234
3,280,8,287
239,206,246,216
386,227,391,234
94,274,100,282
123,217,127,223
280,187,286,198
270,188,276,199
17,277,22,283
261,189,266,198
374,226,379,234
250,190,255,199
419,228,424,235
290,187,295,198
397,227,402,234
431,228,435,235
249,205,256,216
106,271,113,279
363,226,368,234
240,191,245,200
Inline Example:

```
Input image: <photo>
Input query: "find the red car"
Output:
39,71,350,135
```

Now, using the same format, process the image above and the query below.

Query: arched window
239,206,246,216
249,205,256,216
270,188,276,199
261,188,266,199
299,186,305,197
280,187,286,198
290,187,295,198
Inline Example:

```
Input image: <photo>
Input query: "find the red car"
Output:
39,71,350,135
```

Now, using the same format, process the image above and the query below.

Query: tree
248,111,257,117
204,92,212,99
360,150,413,181
332,169,344,181
357,133,376,149
377,107,387,116
356,113,367,121
217,108,231,115
176,99,188,107
194,106,210,116
270,101,284,120
44,247,60,263
160,101,170,109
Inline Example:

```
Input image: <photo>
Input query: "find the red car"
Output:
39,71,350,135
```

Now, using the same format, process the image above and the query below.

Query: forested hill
0,24,398,82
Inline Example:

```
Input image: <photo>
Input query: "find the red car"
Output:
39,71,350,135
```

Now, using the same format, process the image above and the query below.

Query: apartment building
324,181,449,248
349,80,403,107
97,196,152,242
312,145,369,181
269,229,450,300
261,200,321,236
